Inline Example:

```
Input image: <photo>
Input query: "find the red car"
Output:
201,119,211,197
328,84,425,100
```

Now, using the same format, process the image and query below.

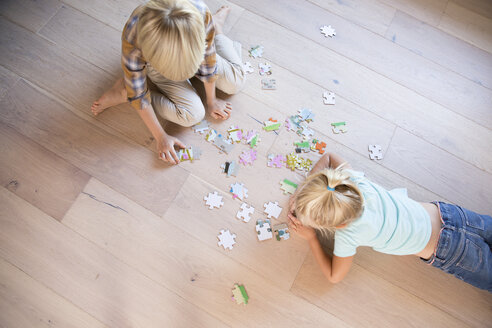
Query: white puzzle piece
368,144,383,160
258,62,272,75
256,219,273,241
320,25,336,37
192,120,210,134
204,191,224,209
323,91,335,105
218,229,236,250
263,201,282,220
261,78,276,90
236,203,255,223
230,182,248,201
243,61,254,74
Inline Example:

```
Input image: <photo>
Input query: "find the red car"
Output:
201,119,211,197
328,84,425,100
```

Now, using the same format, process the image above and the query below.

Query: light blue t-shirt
333,170,431,257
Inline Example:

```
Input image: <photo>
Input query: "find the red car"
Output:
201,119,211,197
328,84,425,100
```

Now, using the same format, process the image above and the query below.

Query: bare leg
212,5,231,35
91,78,127,116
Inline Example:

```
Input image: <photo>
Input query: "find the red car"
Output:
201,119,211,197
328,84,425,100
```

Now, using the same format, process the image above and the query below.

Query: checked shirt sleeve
121,14,151,111
195,9,218,83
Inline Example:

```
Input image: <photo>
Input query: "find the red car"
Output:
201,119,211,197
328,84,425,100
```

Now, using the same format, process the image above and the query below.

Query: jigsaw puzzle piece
217,229,236,250
261,79,276,90
323,91,336,105
236,203,255,223
368,144,383,160
255,219,273,241
273,223,290,241
204,191,224,209
280,179,298,195
264,201,282,220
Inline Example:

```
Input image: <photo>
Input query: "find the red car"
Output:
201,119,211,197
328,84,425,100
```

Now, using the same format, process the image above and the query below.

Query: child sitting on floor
288,152,491,292
91,0,245,164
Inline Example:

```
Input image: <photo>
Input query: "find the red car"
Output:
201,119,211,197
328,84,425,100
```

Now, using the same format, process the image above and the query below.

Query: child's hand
156,133,185,165
208,99,232,120
288,213,317,241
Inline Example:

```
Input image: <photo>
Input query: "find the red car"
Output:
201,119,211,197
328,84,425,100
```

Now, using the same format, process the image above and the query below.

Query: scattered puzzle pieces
261,78,276,90
236,203,255,223
192,120,210,134
230,182,248,201
256,219,273,241
323,91,336,105
244,130,260,148
221,161,239,177
217,229,236,250
227,125,243,143
320,25,336,37
249,45,264,58
258,62,272,75
263,118,281,131
239,149,257,166
297,108,315,122
213,134,235,153
204,191,224,209
273,223,290,241
368,144,383,160
177,146,202,162
267,154,286,168
286,152,313,172
294,141,311,153
297,121,315,140
243,61,254,74
280,179,298,195
232,284,249,305
331,121,348,134
311,139,327,154
264,201,282,220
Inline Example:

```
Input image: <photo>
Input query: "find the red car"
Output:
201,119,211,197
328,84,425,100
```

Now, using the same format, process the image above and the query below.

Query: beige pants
147,34,245,127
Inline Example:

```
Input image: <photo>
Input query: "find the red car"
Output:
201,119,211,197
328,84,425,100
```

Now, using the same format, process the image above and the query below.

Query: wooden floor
1,0,491,327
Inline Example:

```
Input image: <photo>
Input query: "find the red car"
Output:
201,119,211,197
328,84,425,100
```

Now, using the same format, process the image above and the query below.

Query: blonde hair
137,0,205,81
294,165,364,234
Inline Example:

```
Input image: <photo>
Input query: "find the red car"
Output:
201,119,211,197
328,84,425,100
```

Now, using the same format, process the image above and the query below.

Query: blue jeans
422,202,492,292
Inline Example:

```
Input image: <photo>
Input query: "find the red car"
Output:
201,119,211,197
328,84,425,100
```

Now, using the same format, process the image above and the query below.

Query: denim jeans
422,202,492,292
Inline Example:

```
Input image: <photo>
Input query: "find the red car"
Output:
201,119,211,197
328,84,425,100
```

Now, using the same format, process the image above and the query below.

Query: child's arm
203,81,232,120
288,213,354,283
309,152,351,176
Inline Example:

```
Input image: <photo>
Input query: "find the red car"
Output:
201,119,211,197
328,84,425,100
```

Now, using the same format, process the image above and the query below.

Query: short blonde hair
294,165,364,233
137,0,205,81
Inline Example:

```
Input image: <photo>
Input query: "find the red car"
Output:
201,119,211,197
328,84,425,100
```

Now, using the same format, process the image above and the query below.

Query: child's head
138,0,206,81
294,166,364,233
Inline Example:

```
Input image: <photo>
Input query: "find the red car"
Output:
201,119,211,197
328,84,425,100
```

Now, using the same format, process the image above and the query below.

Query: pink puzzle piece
239,149,257,166
267,154,286,168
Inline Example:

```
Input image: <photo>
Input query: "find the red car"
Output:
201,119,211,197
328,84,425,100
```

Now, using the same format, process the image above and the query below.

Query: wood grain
0,187,229,328
439,1,492,53
0,258,107,328
0,0,61,33
386,10,492,89
377,0,448,26
0,122,90,221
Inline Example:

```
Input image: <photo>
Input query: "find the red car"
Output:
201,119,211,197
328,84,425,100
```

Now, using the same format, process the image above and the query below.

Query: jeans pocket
460,206,485,230
456,239,482,272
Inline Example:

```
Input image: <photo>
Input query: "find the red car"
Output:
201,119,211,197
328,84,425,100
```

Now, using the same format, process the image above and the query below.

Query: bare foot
91,78,127,116
213,5,231,35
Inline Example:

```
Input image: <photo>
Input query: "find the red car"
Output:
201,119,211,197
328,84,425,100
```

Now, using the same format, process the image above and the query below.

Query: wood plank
384,128,492,214
226,9,492,173
0,79,189,216
0,0,61,33
377,0,448,26
62,177,351,327
353,247,492,328
0,187,228,328
61,0,144,31
291,252,468,328
306,0,396,35
386,10,492,89
229,0,492,129
0,122,90,221
0,65,19,100
453,0,492,20
39,5,121,74
439,1,492,53
0,258,107,328
162,173,310,289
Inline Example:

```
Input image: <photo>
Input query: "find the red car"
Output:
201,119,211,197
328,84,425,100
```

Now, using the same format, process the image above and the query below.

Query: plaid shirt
121,0,217,110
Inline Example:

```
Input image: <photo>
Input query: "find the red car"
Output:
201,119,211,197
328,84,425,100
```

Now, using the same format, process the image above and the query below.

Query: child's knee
178,103,205,127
